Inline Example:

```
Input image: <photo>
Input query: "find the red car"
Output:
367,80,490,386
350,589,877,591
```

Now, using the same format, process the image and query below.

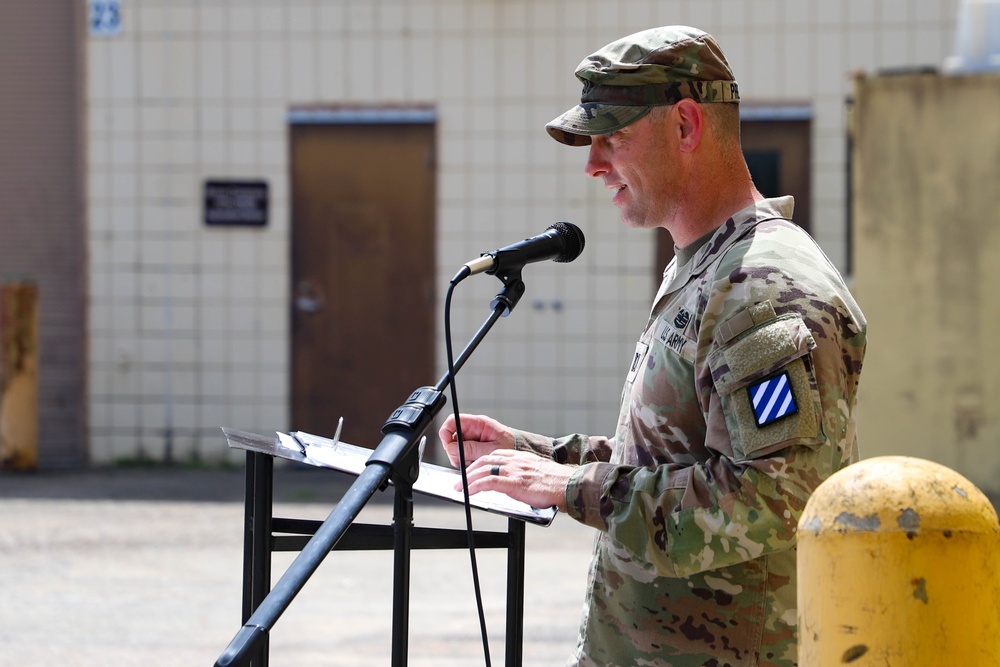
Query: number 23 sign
89,0,122,37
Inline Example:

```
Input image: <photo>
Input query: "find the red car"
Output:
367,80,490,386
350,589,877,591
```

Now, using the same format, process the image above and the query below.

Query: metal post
391,482,414,667
504,518,526,667
798,456,1000,665
246,451,273,667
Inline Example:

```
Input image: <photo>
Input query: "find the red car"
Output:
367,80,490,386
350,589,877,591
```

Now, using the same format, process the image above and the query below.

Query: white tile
230,403,261,432
200,233,230,270
317,39,349,100
748,38,781,99
199,138,229,168
229,5,256,34
813,163,846,207
287,39,319,101
914,26,947,67
258,5,286,33
229,105,256,134
406,35,438,98
377,39,409,99
461,3,492,35
914,0,949,23
164,39,198,100
198,105,228,133
230,140,257,168
318,4,348,33
227,39,258,100
815,0,844,26
717,1,748,30
749,0,780,27
138,6,167,36
110,170,138,201
778,31,813,96
88,41,111,102
199,5,227,34
140,370,167,398
347,1,377,32
437,0,467,32
845,28,878,73
198,41,227,101
256,39,286,100
880,0,911,24
228,270,259,301
198,400,230,431
815,31,847,95
172,369,199,396
108,40,139,101
253,400,287,431
847,0,877,25
686,0,718,32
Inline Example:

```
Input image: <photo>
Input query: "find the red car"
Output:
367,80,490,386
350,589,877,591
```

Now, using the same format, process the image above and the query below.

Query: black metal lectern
233,448,529,666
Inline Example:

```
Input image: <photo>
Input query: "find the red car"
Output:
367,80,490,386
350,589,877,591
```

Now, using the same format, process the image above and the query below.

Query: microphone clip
489,269,525,317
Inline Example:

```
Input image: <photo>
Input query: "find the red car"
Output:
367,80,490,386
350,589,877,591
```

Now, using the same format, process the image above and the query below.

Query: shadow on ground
0,461,399,505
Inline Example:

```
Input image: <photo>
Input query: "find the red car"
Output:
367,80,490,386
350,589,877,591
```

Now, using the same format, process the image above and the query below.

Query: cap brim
545,104,654,146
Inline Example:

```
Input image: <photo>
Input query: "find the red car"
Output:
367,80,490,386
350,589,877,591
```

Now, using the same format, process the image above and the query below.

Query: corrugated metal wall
0,0,86,465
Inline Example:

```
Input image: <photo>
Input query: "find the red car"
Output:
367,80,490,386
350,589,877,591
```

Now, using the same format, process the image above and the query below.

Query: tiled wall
86,0,960,463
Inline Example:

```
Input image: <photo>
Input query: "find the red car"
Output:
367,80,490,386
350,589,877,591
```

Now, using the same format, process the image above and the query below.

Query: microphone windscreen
550,222,585,263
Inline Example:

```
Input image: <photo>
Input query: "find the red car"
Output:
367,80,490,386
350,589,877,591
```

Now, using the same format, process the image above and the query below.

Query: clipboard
223,427,558,526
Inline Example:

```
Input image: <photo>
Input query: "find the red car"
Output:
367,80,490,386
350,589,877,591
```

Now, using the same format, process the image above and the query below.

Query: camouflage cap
546,26,740,146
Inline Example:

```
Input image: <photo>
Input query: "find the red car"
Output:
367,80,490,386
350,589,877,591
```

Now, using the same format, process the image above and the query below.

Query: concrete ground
0,462,595,666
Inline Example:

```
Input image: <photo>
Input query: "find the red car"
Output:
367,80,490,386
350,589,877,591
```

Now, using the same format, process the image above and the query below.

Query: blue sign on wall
89,0,122,37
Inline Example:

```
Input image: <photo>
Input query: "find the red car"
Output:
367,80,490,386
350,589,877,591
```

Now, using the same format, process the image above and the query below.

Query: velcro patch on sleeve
747,371,798,427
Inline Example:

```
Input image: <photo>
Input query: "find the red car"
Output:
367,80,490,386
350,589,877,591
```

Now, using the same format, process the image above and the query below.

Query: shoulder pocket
708,307,823,460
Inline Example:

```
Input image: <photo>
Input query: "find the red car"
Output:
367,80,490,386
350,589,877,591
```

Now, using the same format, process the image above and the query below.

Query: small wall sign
204,180,269,227
89,0,122,37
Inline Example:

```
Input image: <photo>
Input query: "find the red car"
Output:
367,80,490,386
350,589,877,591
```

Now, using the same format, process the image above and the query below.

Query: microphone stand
215,274,526,667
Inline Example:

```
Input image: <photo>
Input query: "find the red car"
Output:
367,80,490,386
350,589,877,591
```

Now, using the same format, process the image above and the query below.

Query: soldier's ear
674,99,704,153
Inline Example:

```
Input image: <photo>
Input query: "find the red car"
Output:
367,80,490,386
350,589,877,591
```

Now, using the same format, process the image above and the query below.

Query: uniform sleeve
512,430,614,464
563,251,867,578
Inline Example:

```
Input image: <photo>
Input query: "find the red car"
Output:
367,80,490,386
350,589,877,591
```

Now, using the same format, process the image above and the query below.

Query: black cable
444,277,493,667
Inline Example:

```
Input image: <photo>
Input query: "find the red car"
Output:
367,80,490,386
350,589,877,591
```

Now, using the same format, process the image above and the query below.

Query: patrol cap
546,26,740,146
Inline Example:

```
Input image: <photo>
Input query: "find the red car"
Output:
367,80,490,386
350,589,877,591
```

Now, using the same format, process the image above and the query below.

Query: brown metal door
290,120,436,448
740,118,811,233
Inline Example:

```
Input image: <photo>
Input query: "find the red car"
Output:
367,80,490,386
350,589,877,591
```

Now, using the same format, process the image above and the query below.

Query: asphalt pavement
0,462,594,667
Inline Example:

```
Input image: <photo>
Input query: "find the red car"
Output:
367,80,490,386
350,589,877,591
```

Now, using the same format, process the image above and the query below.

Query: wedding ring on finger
491,464,501,476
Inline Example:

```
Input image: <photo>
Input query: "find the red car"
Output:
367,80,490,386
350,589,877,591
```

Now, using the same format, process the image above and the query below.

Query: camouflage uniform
516,25,867,665
514,197,867,666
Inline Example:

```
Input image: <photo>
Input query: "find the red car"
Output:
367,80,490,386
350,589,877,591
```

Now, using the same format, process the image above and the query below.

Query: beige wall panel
852,72,1000,492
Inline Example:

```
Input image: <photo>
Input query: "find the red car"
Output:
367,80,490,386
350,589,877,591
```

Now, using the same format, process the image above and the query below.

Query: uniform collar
654,196,795,304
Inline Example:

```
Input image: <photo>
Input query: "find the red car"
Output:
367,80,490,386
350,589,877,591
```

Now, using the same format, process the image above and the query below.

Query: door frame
287,105,437,445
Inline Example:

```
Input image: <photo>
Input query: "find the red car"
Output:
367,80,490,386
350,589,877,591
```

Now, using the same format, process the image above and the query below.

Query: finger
455,455,503,491
438,415,457,444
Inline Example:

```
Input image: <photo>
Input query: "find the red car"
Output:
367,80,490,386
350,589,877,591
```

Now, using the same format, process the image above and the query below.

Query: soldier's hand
438,413,515,468
458,449,570,513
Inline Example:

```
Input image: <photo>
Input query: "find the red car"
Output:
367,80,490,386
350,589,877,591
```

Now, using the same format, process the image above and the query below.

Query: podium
225,428,555,666
216,274,558,666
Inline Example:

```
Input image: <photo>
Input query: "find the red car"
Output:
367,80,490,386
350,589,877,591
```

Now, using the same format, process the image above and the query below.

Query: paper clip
293,417,343,451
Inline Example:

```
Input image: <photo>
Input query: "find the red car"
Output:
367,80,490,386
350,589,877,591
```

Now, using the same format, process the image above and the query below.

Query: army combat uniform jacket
514,197,867,666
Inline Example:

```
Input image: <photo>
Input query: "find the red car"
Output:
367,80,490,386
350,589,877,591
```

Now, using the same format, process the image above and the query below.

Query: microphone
462,222,585,278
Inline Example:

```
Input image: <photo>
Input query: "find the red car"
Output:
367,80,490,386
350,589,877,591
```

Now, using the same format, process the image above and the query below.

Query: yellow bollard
0,280,38,471
798,456,1000,665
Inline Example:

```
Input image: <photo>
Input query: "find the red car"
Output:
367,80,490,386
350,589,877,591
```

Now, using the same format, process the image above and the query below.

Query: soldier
438,26,866,667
